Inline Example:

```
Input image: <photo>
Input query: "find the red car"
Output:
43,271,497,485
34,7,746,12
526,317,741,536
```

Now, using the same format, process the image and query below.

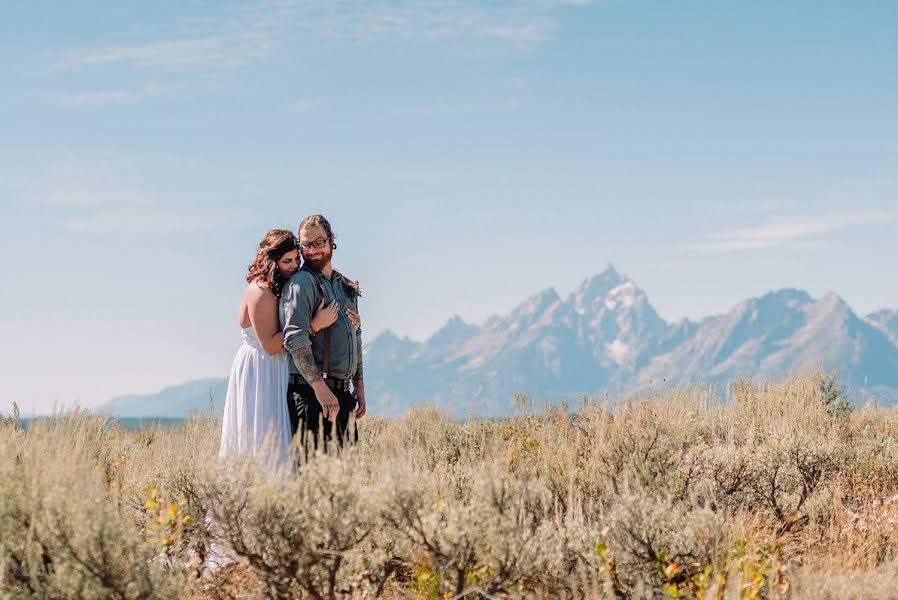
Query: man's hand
311,299,339,333
352,379,366,419
311,381,339,422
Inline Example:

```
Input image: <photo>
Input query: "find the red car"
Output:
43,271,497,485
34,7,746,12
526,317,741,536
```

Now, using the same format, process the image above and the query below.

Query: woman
218,229,343,470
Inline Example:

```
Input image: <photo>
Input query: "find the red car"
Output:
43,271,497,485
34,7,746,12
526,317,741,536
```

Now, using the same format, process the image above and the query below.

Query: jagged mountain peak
568,268,666,338
446,314,466,325
367,329,420,354
869,308,898,322
425,315,480,349
729,288,814,323
533,287,562,303
600,263,621,278
760,288,813,305
105,277,898,419
375,329,400,342
603,279,643,311
868,308,898,327
573,265,626,303
867,309,898,344
816,291,853,313
511,287,561,319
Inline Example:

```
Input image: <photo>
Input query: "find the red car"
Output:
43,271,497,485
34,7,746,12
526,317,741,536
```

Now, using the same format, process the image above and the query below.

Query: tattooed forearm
290,346,322,385
354,334,364,381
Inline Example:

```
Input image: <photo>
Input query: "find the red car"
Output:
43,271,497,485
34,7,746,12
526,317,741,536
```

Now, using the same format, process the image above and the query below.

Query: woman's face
277,248,300,277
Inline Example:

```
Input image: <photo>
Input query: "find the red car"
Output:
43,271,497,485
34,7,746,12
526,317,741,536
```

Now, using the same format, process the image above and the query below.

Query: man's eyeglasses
299,236,330,250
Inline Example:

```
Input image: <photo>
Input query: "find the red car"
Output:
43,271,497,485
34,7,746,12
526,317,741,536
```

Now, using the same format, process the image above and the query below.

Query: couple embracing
219,214,366,470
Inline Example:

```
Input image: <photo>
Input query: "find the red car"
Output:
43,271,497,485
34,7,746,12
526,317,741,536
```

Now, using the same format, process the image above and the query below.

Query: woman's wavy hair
246,229,299,296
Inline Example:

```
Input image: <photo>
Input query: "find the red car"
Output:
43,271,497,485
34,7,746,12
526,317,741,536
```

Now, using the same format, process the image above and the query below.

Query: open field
3,374,898,599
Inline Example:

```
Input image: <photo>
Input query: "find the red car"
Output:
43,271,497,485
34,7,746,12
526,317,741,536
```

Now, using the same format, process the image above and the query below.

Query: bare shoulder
245,281,276,306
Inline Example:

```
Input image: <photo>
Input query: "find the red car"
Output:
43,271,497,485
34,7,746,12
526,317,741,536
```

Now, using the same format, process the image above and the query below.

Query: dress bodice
241,326,264,351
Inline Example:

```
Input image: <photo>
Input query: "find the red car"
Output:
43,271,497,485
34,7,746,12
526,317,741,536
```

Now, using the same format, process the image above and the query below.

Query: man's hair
298,214,333,239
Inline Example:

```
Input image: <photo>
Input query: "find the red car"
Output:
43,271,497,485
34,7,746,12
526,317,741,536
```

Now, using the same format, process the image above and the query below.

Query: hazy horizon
15,272,898,417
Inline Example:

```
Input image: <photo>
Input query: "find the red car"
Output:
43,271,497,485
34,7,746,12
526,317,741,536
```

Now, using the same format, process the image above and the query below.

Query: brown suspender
318,281,331,379
322,326,331,380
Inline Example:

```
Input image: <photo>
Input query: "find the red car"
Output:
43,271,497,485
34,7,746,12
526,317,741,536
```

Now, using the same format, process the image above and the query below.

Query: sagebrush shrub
3,373,898,599
0,414,187,600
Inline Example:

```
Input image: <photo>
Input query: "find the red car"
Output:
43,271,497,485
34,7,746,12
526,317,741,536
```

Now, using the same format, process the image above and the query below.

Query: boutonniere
342,278,362,299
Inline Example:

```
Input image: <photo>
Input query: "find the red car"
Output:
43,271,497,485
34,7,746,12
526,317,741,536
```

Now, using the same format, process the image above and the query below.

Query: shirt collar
300,264,343,282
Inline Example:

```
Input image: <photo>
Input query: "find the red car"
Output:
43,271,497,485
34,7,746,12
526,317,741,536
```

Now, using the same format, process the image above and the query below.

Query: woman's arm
249,286,339,354
247,285,285,355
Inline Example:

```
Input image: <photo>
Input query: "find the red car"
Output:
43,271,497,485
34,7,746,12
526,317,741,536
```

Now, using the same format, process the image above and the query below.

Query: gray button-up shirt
280,265,360,382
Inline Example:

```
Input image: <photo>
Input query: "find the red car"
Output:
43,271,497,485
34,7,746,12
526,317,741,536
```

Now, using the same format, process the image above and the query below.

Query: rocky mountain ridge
95,266,898,417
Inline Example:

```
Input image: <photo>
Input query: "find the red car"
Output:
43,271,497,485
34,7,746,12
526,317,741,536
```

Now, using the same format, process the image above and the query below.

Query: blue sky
2,0,897,414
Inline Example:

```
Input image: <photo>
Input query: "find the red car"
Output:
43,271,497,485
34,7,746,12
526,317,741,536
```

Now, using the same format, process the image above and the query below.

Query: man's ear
331,232,337,249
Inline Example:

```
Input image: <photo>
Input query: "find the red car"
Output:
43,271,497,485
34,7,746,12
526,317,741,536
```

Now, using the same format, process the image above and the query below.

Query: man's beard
303,246,332,271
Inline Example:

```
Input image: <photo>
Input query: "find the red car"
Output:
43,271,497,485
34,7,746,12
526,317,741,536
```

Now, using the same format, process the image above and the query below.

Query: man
280,214,366,452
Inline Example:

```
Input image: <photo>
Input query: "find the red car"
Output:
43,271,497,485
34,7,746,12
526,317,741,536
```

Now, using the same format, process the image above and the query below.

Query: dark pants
287,382,358,456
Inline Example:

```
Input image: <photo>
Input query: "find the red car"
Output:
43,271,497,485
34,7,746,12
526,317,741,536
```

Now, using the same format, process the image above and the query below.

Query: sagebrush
2,373,898,599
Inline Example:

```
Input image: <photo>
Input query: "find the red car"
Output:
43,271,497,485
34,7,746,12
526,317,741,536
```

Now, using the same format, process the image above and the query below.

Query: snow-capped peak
604,280,640,311
573,265,624,304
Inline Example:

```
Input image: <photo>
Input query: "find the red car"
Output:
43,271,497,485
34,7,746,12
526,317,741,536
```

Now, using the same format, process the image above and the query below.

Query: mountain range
94,266,898,418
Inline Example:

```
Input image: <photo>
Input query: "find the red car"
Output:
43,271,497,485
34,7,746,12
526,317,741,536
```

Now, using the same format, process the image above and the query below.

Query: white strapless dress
218,327,292,471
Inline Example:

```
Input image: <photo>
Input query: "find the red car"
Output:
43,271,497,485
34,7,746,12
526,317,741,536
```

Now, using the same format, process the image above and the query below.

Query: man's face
299,225,332,271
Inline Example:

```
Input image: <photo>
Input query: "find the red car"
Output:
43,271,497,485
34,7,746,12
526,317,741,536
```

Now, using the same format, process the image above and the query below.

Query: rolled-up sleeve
280,272,318,353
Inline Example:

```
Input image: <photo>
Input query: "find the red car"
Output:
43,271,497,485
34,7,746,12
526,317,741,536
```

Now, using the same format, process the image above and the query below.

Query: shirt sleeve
281,272,318,353
350,297,363,380
347,295,360,326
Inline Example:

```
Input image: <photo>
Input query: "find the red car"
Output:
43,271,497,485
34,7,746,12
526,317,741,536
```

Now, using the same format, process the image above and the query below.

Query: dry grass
2,372,898,599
